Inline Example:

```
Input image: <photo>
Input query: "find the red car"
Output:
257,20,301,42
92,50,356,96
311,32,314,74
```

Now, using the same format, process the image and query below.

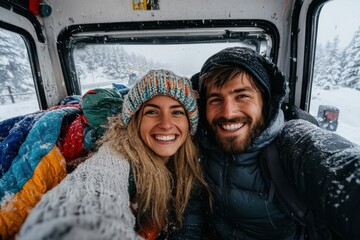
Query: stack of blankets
0,88,126,239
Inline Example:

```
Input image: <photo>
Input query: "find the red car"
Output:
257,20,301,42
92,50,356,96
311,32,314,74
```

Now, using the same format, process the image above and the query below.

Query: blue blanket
0,107,80,200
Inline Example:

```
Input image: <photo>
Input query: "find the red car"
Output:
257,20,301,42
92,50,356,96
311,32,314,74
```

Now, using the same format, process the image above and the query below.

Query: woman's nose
158,114,173,130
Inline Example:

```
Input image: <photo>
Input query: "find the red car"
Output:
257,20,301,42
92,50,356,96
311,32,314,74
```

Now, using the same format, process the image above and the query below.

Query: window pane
0,28,39,121
73,42,267,95
310,0,360,145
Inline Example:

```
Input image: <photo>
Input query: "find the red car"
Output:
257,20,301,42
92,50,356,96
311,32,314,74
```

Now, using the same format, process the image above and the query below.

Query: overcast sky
317,0,360,49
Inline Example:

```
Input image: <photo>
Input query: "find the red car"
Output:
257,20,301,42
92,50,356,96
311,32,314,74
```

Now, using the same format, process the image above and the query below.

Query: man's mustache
212,116,251,126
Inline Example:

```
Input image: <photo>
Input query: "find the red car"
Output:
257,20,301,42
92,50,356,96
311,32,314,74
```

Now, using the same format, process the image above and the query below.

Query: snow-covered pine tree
315,36,342,90
0,29,33,104
341,27,360,90
313,43,326,87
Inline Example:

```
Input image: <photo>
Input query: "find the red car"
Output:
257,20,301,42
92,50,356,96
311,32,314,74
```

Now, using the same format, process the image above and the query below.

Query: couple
19,47,360,240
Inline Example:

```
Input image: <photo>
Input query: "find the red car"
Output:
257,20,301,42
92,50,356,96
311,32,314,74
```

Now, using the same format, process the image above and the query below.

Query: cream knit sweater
17,144,143,240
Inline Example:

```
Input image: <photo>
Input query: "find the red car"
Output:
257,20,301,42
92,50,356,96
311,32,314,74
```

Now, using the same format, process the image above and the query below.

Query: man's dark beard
210,116,265,154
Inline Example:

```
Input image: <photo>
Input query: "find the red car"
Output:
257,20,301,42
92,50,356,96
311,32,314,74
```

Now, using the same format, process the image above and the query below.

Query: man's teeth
155,135,176,141
222,123,242,131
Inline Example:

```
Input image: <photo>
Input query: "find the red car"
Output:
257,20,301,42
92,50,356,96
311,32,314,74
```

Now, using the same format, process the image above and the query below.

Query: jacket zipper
222,155,231,218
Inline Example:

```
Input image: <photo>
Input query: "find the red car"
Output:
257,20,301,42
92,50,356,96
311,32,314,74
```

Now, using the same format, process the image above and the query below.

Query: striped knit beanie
122,69,199,135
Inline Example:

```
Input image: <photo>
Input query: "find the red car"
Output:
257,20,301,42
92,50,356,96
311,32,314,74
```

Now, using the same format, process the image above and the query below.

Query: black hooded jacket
170,47,360,240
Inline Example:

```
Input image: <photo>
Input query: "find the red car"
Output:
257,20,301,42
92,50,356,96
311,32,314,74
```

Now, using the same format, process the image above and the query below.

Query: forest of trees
0,26,360,104
0,29,33,104
73,44,166,86
313,26,360,90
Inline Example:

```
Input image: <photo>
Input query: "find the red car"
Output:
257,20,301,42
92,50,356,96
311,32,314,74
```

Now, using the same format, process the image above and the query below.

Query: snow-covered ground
0,97,39,122
309,87,360,145
1,87,360,145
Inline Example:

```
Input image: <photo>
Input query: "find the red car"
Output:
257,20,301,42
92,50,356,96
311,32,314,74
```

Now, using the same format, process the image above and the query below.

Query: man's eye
208,98,222,104
236,94,250,100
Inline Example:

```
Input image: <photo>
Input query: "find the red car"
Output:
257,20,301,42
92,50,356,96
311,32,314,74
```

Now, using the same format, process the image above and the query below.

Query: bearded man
170,47,360,240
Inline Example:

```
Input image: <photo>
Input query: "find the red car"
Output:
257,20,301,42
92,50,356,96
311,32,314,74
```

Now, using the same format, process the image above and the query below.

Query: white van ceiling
45,0,295,37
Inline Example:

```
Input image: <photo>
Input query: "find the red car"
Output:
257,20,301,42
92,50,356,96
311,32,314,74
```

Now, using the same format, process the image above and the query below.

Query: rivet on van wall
39,3,52,17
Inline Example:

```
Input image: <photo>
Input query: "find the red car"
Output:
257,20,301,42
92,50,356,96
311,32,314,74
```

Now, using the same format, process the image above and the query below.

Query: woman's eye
173,110,186,115
144,110,157,115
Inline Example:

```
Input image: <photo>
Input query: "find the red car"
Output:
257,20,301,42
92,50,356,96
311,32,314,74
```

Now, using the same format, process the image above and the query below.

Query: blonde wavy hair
101,105,208,232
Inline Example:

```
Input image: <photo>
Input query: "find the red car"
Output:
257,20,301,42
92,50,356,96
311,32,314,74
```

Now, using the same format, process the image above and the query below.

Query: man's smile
220,123,245,131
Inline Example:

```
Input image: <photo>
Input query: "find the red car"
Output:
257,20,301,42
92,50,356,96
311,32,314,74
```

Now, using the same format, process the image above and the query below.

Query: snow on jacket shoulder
277,119,360,240
17,143,143,240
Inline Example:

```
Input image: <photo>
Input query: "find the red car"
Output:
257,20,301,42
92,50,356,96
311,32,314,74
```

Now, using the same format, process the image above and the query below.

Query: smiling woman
139,95,189,161
17,69,208,240
1,0,360,239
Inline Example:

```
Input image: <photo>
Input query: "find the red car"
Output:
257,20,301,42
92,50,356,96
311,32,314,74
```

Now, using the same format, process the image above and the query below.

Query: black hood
194,47,287,125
